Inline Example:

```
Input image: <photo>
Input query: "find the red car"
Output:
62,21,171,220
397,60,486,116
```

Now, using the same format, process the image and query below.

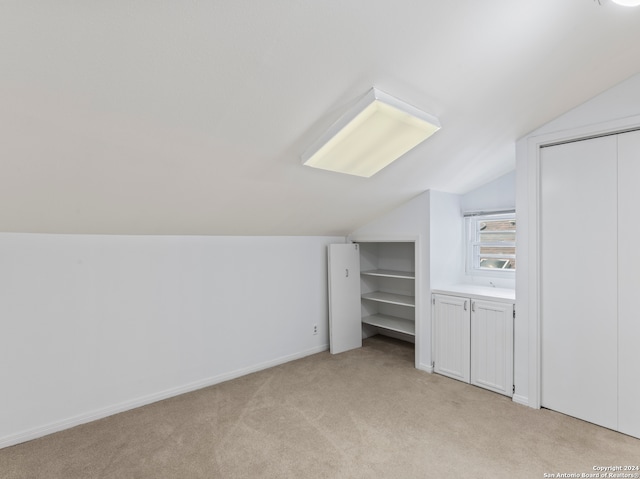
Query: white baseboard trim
0,344,329,450
418,362,434,373
512,394,530,407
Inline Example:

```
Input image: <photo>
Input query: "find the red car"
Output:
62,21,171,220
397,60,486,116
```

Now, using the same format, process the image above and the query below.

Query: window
466,212,516,274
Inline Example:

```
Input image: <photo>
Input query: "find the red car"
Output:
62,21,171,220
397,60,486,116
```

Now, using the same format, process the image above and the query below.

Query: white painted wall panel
530,73,640,138
540,137,618,430
0,234,343,447
617,130,640,438
460,171,516,214
429,191,464,289
514,140,530,405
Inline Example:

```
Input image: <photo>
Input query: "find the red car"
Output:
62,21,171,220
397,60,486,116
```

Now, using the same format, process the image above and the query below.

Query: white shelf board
361,269,415,280
362,314,415,336
361,291,415,307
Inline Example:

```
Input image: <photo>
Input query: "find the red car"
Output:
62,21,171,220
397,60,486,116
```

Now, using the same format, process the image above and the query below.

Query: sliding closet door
617,130,640,438
540,136,618,430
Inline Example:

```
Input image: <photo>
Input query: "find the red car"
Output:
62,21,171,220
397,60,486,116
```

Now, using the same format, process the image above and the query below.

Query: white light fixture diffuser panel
611,0,640,6
302,88,441,177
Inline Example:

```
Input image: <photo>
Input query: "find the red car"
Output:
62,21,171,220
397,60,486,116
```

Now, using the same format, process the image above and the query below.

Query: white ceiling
2,0,640,236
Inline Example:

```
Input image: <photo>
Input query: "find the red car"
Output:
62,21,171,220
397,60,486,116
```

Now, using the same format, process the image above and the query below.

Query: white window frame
465,211,516,277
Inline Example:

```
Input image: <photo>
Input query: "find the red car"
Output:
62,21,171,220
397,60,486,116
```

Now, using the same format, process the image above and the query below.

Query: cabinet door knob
464,300,468,311
472,301,476,312
345,268,349,277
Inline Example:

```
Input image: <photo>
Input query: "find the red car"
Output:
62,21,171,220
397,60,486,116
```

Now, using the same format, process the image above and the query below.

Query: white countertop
432,284,515,302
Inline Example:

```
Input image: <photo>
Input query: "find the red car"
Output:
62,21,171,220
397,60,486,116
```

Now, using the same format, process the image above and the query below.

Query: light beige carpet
1,336,639,478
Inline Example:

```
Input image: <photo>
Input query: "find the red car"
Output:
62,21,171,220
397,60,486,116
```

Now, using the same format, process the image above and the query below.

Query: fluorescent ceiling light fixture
611,0,640,5
302,88,441,177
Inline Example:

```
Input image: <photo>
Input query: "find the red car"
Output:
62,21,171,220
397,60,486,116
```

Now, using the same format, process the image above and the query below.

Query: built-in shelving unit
358,242,416,339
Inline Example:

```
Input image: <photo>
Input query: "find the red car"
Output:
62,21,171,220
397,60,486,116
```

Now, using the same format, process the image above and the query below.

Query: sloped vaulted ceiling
1,0,640,235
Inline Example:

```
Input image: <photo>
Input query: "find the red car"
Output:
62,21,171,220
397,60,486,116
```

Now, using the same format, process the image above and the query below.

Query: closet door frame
524,113,640,410
615,130,640,438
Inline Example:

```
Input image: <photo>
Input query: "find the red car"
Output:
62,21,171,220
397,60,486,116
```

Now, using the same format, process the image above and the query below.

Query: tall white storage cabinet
539,130,640,438
328,240,418,364
432,290,514,397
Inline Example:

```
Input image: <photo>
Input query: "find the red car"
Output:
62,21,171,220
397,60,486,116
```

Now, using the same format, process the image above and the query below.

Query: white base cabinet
433,291,514,396
432,294,470,383
470,299,514,396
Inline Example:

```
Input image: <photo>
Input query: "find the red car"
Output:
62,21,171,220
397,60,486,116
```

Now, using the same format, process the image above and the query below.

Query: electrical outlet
313,324,318,335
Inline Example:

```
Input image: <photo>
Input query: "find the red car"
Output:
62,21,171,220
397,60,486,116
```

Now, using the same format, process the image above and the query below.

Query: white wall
514,150,530,406
528,72,640,136
0,233,343,448
429,190,464,289
460,171,515,214
515,71,640,408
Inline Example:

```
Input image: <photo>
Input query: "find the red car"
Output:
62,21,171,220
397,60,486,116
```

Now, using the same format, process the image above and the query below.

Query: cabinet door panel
471,300,513,396
617,130,640,438
540,137,618,430
328,244,362,354
433,295,470,383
